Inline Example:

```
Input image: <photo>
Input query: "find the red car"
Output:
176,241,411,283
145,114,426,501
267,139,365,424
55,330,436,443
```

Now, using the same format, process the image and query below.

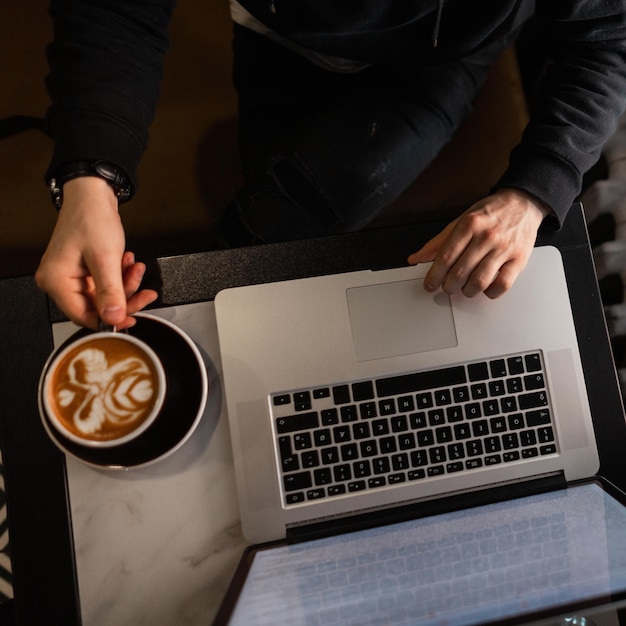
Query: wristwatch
48,161,133,209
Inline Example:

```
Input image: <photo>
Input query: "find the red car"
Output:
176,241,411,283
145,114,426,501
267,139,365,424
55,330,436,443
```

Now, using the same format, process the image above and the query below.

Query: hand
407,189,551,299
35,177,158,330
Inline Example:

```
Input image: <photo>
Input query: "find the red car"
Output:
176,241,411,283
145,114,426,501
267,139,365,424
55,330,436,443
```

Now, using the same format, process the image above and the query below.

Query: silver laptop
214,244,598,545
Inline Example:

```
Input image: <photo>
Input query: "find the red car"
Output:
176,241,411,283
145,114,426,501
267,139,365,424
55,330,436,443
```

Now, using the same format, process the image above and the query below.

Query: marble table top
52,301,245,625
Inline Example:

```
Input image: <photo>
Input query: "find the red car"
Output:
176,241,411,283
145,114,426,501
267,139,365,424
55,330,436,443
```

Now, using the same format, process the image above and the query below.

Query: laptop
212,244,626,624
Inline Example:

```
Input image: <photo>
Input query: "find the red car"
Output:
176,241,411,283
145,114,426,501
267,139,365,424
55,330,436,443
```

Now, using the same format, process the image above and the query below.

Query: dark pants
219,24,519,246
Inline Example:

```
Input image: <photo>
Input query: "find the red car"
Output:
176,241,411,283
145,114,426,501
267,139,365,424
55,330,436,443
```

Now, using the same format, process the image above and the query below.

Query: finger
407,221,457,265
87,254,128,327
127,288,159,315
49,280,101,330
483,258,526,299
121,251,136,273
422,229,474,293
455,252,504,298
122,260,147,299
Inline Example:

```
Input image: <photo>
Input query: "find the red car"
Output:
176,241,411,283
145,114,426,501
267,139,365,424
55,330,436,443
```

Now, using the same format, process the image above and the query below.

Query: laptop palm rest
346,279,458,362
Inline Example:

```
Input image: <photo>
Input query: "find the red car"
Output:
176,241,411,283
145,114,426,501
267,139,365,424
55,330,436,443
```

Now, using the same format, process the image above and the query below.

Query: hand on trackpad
346,279,458,362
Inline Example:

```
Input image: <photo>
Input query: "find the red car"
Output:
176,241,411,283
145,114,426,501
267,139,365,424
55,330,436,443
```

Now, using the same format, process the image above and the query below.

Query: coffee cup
39,331,167,448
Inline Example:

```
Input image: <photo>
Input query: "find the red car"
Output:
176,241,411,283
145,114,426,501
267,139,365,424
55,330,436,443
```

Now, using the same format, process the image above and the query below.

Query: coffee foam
47,336,161,442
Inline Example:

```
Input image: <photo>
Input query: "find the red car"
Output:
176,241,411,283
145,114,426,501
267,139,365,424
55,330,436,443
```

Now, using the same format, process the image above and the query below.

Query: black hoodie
45,0,626,224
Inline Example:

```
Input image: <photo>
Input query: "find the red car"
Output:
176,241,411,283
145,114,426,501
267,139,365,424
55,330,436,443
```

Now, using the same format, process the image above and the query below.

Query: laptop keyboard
271,351,557,506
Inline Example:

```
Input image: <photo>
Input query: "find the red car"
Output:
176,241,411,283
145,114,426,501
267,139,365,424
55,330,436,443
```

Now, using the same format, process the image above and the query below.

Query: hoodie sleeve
45,0,177,192
494,0,626,225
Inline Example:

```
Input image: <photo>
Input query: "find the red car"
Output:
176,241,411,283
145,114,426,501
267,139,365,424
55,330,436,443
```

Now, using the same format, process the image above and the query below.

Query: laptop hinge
286,473,567,545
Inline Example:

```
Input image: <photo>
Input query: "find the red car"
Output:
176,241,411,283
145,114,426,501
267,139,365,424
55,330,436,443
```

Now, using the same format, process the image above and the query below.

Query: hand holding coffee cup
40,331,166,447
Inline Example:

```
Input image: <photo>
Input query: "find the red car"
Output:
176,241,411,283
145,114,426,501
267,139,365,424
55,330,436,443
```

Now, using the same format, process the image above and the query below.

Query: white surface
52,302,247,626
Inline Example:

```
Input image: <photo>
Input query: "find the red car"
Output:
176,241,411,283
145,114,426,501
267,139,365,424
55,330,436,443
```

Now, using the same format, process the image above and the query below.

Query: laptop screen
224,481,626,625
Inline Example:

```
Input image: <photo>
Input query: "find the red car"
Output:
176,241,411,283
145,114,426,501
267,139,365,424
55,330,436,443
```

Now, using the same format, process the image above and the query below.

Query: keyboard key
368,477,386,489
333,385,351,405
360,402,378,419
454,423,471,440
435,389,452,405
519,391,548,410
314,467,331,484
333,425,351,443
388,473,406,484
352,380,375,401
352,422,371,439
348,480,366,492
328,485,346,496
273,394,291,406
507,414,524,430
429,447,446,464
294,391,312,411
428,466,445,476
377,366,466,397
490,359,507,378
453,386,470,402
286,492,305,504
468,362,489,381
525,353,542,371
447,462,464,473
313,387,330,399
398,433,416,450
294,432,312,449
507,356,524,375
465,403,482,419
408,469,426,480
341,405,358,422
447,406,464,422
392,453,410,471
373,457,391,474
284,472,312,492
524,373,545,390
334,464,352,482
302,451,320,468
537,426,555,443
307,488,326,500
411,450,428,466
321,408,339,425
379,399,397,415
398,395,415,412
321,447,339,464
466,440,483,457
527,409,551,426
391,415,409,432
314,429,331,446
360,440,378,457
416,392,434,409
276,412,319,433
471,383,487,399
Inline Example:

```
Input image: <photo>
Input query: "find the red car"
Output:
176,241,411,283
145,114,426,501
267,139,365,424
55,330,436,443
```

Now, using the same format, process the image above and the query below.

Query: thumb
407,232,444,265
89,257,127,326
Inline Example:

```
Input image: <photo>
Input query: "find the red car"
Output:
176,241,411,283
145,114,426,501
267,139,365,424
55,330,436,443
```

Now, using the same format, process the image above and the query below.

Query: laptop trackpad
347,279,457,362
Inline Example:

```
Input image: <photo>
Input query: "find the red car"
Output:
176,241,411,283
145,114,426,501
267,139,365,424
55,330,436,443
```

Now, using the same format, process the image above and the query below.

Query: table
1,204,624,625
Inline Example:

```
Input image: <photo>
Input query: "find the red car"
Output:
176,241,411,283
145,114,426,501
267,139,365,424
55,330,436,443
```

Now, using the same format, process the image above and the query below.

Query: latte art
47,336,163,442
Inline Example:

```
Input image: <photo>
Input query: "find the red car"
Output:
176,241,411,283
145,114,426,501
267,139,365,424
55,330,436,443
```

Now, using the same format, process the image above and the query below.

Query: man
35,1,626,329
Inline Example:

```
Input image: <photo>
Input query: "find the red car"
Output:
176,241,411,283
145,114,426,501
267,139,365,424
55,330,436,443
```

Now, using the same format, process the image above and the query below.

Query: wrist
497,188,553,220
62,176,120,207
47,161,133,210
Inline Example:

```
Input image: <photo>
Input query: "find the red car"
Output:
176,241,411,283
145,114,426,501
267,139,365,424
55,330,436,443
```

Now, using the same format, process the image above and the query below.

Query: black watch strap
48,161,133,209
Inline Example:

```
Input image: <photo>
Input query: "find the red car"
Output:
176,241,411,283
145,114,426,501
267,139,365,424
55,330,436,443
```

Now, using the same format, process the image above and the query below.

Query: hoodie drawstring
432,0,444,47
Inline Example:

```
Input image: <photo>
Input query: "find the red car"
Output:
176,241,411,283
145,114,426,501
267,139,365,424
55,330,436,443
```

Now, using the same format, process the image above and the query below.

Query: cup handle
98,320,118,333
